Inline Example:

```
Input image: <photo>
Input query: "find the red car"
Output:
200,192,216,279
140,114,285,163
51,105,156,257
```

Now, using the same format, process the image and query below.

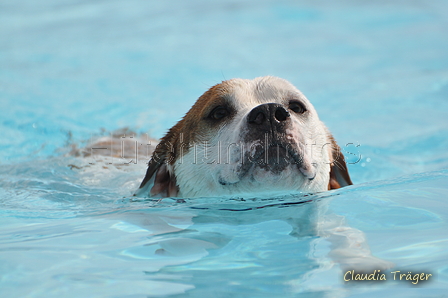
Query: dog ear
328,136,353,190
135,160,178,198
134,134,179,198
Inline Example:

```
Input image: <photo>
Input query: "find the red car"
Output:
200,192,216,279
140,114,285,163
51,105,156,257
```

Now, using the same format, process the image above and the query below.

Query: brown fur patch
327,134,353,189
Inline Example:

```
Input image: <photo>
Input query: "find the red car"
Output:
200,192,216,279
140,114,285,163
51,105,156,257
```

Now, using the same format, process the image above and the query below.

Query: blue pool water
1,0,448,297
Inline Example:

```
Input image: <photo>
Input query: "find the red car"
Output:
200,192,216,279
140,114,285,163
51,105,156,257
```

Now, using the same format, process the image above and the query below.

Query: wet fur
137,76,352,198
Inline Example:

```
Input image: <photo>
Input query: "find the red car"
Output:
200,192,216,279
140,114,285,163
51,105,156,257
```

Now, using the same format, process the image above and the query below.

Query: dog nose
247,103,290,126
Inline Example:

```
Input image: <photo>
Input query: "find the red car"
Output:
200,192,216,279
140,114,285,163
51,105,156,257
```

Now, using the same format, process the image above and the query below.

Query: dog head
136,76,352,198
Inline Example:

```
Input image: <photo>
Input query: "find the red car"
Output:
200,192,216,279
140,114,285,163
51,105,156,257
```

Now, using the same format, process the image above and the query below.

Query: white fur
174,77,332,198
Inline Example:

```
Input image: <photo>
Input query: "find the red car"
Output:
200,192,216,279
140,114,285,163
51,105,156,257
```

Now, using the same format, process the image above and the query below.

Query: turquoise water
1,0,448,297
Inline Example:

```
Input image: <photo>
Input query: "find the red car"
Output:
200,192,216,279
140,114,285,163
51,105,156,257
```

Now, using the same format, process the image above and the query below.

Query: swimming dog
136,76,352,198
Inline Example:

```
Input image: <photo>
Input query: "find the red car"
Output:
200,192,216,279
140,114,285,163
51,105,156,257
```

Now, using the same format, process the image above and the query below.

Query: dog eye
208,106,229,120
289,101,306,114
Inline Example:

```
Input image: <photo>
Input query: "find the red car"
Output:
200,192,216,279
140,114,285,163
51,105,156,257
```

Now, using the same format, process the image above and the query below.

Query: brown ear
328,136,353,190
139,160,178,197
135,132,179,198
